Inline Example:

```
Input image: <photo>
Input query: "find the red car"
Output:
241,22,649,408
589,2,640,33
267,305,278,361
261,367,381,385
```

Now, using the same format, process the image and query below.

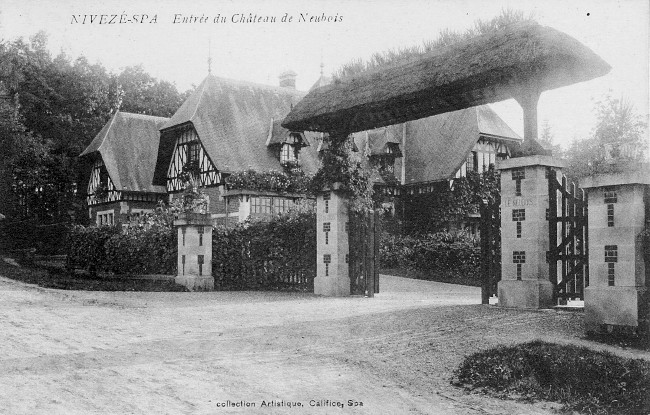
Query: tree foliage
0,31,189,223
563,94,648,181
309,135,374,213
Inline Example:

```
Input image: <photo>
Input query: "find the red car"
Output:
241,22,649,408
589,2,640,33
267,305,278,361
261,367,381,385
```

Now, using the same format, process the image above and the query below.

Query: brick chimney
279,70,297,89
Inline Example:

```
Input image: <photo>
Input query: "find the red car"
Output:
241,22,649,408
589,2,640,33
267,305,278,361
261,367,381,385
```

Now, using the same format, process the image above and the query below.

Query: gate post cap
580,167,650,189
173,212,213,227
497,155,564,170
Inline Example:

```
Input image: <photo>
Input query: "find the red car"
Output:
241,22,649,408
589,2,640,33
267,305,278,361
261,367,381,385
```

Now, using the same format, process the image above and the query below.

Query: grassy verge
380,267,480,287
0,257,186,292
452,340,650,414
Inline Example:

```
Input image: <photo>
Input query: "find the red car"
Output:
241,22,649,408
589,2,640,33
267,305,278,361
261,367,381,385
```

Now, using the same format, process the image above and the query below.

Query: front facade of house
81,73,520,231
150,73,320,227
80,112,169,226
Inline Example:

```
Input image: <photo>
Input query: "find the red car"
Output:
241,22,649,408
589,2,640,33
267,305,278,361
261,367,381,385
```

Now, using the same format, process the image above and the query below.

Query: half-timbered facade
164,125,221,193
152,74,320,226
80,111,169,226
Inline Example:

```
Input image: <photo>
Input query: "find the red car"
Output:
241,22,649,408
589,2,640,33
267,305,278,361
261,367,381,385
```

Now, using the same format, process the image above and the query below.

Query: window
96,210,115,226
187,142,200,164
251,196,294,216
466,151,477,173
280,143,297,165
251,197,271,214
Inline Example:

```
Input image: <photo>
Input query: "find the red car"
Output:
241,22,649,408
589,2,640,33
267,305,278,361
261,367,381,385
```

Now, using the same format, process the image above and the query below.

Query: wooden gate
480,202,501,304
548,170,589,302
349,210,379,296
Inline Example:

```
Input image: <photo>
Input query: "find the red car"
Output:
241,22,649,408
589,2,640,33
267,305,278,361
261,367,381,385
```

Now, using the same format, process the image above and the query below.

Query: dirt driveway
0,273,647,415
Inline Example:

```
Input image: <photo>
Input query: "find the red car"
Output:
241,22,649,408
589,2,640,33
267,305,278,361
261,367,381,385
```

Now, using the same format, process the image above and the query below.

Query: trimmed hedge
380,231,480,282
212,211,316,291
452,340,650,414
66,224,176,275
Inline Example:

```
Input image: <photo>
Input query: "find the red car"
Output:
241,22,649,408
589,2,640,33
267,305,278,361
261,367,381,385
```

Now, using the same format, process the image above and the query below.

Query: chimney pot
279,70,297,89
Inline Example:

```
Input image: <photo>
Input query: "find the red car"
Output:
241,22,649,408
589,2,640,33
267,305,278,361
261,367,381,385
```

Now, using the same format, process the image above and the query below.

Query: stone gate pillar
315,185,350,296
174,212,214,291
497,155,564,308
581,170,649,336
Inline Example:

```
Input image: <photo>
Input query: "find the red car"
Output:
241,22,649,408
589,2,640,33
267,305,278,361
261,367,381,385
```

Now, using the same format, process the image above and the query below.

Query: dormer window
385,142,402,157
280,143,297,165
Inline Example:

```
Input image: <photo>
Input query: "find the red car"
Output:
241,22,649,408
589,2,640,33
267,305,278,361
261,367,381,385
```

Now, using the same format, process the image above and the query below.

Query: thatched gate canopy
282,22,610,135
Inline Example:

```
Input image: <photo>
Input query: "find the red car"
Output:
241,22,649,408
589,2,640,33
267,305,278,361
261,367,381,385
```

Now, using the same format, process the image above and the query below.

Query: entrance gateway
548,169,589,302
280,22,609,298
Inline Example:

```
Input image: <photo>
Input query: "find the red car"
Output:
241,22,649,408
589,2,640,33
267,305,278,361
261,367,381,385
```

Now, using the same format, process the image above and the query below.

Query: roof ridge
189,76,211,123
119,111,170,121
209,74,307,96
98,111,119,152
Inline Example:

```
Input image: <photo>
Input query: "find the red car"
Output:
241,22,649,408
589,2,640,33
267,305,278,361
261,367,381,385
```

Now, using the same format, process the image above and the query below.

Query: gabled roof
80,111,168,193
366,126,402,156
309,74,332,92
354,105,521,185
404,106,521,184
154,75,320,184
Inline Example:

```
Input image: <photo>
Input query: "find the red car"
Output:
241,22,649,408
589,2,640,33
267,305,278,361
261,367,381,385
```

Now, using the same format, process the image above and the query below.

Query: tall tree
118,65,188,117
563,94,648,180
0,31,190,223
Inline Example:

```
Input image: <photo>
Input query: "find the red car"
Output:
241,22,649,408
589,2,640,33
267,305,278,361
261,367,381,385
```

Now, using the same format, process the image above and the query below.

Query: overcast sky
2,0,648,149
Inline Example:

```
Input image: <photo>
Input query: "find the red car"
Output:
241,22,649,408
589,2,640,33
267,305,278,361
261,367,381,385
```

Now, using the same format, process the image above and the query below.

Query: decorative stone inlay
512,209,526,221
511,168,525,180
607,204,615,227
198,254,204,276
512,168,525,197
604,245,618,262
323,192,331,213
604,190,617,203
512,251,526,263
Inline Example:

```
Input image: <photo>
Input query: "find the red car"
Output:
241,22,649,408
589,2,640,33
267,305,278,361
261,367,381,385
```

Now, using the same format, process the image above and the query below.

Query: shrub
225,169,311,194
379,231,481,282
66,208,176,276
452,340,650,414
102,226,176,275
212,210,316,291
66,225,120,273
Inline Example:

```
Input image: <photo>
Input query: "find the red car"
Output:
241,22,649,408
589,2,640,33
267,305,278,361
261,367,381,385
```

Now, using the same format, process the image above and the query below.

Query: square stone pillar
315,187,350,296
174,212,214,291
581,170,649,335
497,156,564,308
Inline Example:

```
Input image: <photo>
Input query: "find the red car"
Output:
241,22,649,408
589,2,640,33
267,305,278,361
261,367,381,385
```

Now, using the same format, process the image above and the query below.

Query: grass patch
0,257,186,292
452,340,650,414
380,267,480,287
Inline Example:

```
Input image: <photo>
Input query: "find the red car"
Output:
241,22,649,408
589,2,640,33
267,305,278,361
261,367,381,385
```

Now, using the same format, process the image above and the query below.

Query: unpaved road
0,273,647,415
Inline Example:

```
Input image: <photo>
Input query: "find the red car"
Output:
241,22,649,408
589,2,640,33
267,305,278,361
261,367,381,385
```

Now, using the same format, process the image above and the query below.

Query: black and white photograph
0,0,648,413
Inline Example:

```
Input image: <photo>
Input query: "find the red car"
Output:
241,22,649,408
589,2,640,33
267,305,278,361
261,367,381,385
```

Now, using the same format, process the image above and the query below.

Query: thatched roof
282,22,611,133
354,105,521,184
153,75,320,185
80,111,168,193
